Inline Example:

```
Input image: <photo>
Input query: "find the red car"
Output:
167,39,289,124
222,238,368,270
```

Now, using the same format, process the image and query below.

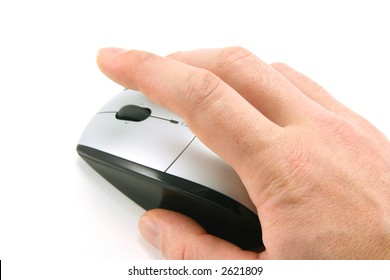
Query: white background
1,0,389,262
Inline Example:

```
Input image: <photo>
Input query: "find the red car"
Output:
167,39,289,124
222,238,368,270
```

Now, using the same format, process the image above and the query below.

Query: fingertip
95,47,139,90
96,47,127,70
96,47,126,73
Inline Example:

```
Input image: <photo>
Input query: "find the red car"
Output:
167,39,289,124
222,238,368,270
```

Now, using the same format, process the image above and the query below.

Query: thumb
138,209,259,260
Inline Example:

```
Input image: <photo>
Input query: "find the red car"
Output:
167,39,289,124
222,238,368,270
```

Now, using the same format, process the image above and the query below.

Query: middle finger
168,47,325,126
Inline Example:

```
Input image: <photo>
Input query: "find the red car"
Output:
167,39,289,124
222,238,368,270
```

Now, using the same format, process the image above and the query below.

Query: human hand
96,47,390,259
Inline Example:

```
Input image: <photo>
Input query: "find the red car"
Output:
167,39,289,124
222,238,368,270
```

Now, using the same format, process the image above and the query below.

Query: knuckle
183,69,222,109
217,46,257,71
271,62,327,97
265,128,314,187
314,114,379,160
166,244,186,260
316,114,359,144
282,137,314,182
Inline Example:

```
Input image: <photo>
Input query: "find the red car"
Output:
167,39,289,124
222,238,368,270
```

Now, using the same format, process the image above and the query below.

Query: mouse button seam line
150,115,180,123
164,136,196,173
150,115,168,121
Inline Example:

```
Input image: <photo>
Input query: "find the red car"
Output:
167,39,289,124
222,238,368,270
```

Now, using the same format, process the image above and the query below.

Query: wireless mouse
77,89,264,251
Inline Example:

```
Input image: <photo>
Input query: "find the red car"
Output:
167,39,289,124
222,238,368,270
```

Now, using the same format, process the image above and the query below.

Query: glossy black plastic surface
77,144,264,251
116,105,152,122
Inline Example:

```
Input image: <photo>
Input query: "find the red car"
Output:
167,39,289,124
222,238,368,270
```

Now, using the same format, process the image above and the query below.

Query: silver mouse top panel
78,113,194,172
79,90,194,171
79,90,257,213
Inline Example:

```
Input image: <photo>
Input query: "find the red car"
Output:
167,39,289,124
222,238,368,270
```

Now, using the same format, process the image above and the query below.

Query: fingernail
97,47,127,58
138,214,161,249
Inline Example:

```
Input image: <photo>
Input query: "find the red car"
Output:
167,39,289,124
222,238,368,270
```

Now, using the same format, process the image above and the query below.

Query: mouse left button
78,113,195,172
116,105,151,121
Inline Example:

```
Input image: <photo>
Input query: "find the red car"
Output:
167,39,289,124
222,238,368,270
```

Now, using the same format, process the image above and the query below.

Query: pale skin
96,47,390,259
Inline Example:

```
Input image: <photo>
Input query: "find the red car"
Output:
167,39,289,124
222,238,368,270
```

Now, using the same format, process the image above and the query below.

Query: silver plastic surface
78,113,194,172
80,89,257,214
99,90,182,123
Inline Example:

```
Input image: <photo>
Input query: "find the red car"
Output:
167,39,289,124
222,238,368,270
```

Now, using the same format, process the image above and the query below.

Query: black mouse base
77,144,264,252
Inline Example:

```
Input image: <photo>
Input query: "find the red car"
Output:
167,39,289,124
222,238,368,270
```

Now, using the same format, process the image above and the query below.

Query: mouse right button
166,138,257,213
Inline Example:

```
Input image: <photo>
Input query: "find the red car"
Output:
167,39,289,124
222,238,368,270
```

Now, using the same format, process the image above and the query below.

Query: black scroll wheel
116,105,152,122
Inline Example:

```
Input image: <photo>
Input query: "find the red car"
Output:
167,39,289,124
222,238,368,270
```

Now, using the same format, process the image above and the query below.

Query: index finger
96,48,282,173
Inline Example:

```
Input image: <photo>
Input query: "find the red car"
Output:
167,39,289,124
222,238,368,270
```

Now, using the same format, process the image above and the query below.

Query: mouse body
77,89,263,251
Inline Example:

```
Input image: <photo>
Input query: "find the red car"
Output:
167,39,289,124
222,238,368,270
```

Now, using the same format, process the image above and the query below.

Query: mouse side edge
77,144,265,252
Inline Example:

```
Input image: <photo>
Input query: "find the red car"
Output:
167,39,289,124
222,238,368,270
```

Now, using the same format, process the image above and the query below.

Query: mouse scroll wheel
116,105,152,122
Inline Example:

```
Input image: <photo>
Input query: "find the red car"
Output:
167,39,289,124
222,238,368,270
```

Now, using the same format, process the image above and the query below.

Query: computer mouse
77,89,264,251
